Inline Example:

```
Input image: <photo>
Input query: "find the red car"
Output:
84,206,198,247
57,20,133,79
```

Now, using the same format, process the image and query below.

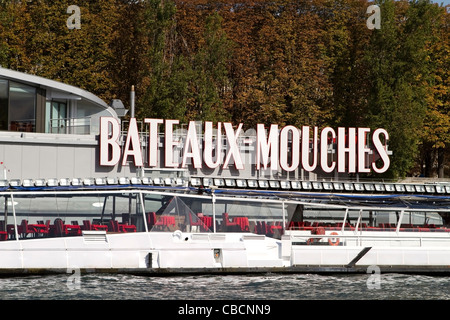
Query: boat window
286,206,447,233
0,192,142,240
9,81,36,132
47,100,67,134
0,79,8,131
75,100,105,134
213,199,283,236
142,195,285,237
144,195,213,233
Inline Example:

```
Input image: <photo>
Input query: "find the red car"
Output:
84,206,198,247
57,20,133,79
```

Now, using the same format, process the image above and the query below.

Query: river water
0,273,448,300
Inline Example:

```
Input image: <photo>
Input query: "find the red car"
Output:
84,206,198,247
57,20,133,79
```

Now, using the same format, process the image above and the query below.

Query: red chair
242,218,249,231
233,217,250,232
261,221,271,236
200,215,213,230
52,218,81,237
7,224,16,239
148,212,163,230
0,221,7,241
19,220,37,238
146,212,157,229
66,223,82,236
270,221,283,234
33,220,50,236
82,220,91,230
82,220,108,231
52,218,68,237
118,213,137,232
222,213,240,231
254,221,263,234
154,216,176,231
120,223,137,232
189,213,208,232
108,220,120,232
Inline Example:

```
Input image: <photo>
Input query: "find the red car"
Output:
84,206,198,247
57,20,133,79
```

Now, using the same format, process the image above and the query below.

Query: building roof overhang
0,67,116,116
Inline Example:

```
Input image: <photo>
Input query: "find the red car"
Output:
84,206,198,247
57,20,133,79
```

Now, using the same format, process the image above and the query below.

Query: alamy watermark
367,5,381,30
66,266,81,290
366,265,381,289
66,5,81,30
64,4,378,31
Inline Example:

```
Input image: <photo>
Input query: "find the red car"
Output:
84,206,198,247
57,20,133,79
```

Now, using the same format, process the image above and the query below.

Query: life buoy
328,232,340,246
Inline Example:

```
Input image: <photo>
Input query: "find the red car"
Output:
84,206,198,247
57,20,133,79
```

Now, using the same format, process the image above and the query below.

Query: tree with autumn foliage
187,12,233,122
0,0,448,178
363,0,446,179
0,1,121,102
137,0,190,121
419,5,449,178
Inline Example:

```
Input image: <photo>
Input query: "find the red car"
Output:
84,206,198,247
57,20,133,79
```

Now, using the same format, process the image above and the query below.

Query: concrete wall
0,131,136,181
0,131,336,183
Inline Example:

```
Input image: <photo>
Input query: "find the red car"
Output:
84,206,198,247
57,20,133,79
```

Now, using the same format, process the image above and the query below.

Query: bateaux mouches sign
99,117,391,174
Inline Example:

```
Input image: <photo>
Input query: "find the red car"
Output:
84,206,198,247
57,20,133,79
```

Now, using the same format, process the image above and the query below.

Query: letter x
223,123,244,170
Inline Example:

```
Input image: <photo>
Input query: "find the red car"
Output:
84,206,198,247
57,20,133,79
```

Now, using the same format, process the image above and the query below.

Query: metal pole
101,196,108,224
130,85,135,119
212,192,216,233
341,208,349,233
11,193,19,240
139,192,148,232
396,210,405,233
355,209,362,232
3,195,7,232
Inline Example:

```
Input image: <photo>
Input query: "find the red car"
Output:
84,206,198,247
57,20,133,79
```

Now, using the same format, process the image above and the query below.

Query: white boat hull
0,231,449,275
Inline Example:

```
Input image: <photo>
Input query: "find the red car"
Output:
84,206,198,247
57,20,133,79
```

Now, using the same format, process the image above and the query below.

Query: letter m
256,124,279,170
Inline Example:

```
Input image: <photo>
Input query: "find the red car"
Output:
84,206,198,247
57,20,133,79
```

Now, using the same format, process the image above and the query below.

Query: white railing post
212,192,216,233
139,192,148,232
11,193,19,240
396,210,405,234
341,208,349,233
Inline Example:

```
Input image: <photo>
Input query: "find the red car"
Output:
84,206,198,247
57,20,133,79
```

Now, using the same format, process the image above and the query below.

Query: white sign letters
99,117,391,174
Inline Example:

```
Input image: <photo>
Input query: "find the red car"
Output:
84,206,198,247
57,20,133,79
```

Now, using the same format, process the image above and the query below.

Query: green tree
419,4,449,177
0,0,120,102
326,0,371,128
364,0,440,179
107,1,151,110
138,0,191,121
187,12,233,122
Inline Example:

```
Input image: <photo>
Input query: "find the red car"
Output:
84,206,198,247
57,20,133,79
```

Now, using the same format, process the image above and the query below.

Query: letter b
99,117,121,166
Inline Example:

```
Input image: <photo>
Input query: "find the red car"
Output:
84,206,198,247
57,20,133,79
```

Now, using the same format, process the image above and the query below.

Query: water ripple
0,273,449,300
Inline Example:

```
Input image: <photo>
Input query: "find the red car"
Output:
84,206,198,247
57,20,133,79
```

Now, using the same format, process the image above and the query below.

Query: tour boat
0,67,449,275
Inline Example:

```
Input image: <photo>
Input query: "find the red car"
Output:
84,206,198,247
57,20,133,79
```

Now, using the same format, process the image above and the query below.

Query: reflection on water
0,273,449,300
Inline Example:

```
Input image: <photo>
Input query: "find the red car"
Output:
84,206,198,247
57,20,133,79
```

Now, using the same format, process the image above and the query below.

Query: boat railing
48,117,91,135
288,231,450,247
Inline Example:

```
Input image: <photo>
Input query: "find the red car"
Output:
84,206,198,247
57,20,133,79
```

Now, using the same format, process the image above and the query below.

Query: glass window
9,81,36,132
0,79,8,131
49,101,67,133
